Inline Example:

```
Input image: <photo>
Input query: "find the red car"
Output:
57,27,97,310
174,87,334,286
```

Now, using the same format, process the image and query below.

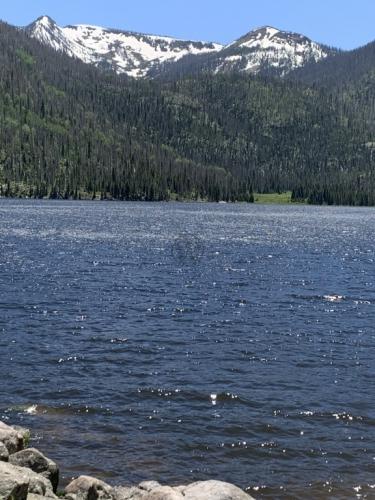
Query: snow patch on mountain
216,26,331,75
26,17,334,79
26,16,223,77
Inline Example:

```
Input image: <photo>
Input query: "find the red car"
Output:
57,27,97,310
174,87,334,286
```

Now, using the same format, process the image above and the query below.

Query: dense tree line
287,38,375,204
0,22,247,202
0,21,374,205
290,40,375,89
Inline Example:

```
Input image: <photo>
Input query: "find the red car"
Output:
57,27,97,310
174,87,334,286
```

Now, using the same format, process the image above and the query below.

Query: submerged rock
9,447,59,492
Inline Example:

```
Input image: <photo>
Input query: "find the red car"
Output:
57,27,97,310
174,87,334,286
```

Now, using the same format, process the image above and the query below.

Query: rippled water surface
0,200,374,498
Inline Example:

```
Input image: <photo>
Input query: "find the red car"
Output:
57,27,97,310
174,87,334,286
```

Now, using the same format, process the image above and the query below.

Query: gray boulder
111,481,164,500
0,460,29,500
65,475,116,499
113,486,147,500
181,480,254,500
138,481,162,492
9,447,59,492
145,485,184,500
0,441,9,462
114,481,253,500
28,495,58,500
0,460,56,498
0,421,25,454
11,425,31,447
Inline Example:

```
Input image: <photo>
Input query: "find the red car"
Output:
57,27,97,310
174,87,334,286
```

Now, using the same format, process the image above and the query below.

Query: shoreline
0,420,254,499
0,194,289,205
3,194,375,207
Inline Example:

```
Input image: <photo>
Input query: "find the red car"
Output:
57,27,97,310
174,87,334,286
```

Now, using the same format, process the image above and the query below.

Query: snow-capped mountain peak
26,16,223,78
218,25,333,75
25,17,336,79
227,25,281,48
26,15,81,55
30,15,56,28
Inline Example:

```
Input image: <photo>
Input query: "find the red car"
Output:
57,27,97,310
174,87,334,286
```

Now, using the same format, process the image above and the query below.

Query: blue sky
1,0,374,50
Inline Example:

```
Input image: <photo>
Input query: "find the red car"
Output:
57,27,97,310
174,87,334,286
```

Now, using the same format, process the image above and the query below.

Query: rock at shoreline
12,425,31,447
0,420,254,500
0,460,29,500
28,495,53,500
145,485,184,500
65,477,255,500
113,486,146,499
0,461,57,498
182,480,253,499
65,475,116,499
0,421,25,454
0,441,9,462
9,447,59,492
138,481,162,492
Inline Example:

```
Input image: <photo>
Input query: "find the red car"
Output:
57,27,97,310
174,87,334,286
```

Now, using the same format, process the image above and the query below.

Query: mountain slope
26,16,223,78
216,26,334,75
26,17,333,79
0,21,242,201
150,26,336,79
1,19,375,205
289,39,375,144
289,39,375,87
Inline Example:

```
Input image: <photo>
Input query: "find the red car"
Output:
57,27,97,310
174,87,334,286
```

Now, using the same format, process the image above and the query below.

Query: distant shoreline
0,192,302,205
3,193,375,207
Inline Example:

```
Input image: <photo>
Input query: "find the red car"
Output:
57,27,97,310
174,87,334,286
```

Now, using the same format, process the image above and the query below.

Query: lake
0,200,374,498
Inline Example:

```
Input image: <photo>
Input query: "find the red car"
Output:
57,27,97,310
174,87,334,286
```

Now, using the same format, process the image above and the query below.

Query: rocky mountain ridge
26,16,223,78
26,16,335,78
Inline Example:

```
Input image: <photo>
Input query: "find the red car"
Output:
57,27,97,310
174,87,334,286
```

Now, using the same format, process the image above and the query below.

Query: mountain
289,39,375,87
2,18,375,206
153,26,336,80
26,17,333,79
0,20,242,202
25,16,223,78
212,26,334,76
288,39,375,140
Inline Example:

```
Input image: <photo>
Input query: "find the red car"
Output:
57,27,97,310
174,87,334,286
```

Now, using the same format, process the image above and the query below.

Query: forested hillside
0,22,243,202
155,74,375,204
1,20,375,205
290,40,375,87
286,40,375,204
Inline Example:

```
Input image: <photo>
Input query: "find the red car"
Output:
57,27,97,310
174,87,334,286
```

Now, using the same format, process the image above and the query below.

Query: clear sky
1,0,374,50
